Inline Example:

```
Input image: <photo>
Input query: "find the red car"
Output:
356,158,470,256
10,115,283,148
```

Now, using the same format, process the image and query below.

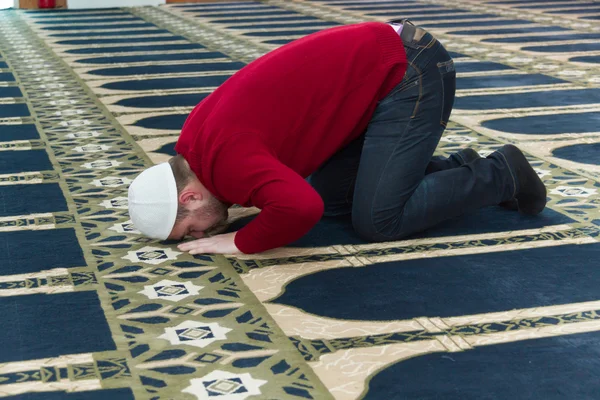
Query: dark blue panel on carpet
331,1,431,6
341,3,444,10
0,72,16,82
0,291,115,363
184,5,279,12
0,229,85,275
102,75,231,91
450,26,570,35
75,51,225,64
0,124,39,141
0,104,30,118
0,150,52,174
263,39,295,45
458,74,566,89
379,13,499,22
456,61,514,73
272,243,600,320
0,184,67,216
483,112,600,134
34,17,138,24
366,331,600,400
447,51,465,58
212,15,321,24
56,36,184,46
368,9,470,16
175,1,261,7
547,6,600,14
581,15,600,20
156,142,177,156
229,21,339,29
422,20,533,28
29,10,123,16
524,43,600,53
454,89,600,110
514,1,600,8
66,43,204,55
229,206,573,248
89,61,244,77
485,33,600,43
115,93,209,109
203,10,296,18
553,143,600,165
570,55,600,64
0,61,8,68
133,114,187,130
49,29,169,37
0,86,22,98
244,29,321,37
7,388,135,400
42,22,154,30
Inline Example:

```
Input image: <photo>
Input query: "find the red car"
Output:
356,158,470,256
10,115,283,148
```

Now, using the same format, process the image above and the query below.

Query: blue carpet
133,114,187,130
0,229,85,274
0,72,16,82
457,74,566,89
49,29,170,37
553,143,600,165
1,291,116,362
0,104,30,118
485,33,600,43
367,330,600,400
75,51,226,64
88,62,244,77
455,89,600,110
272,243,600,320
524,43,600,53
0,184,67,216
570,55,600,64
66,44,204,55
449,26,569,35
101,75,231,91
114,93,209,109
56,36,185,46
483,112,600,134
0,150,52,174
8,389,136,400
422,20,534,28
0,124,38,141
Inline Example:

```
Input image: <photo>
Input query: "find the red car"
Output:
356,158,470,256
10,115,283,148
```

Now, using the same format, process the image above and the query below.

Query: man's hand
177,232,240,255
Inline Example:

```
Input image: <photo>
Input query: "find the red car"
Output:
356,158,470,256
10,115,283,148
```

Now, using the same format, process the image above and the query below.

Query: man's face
168,197,229,241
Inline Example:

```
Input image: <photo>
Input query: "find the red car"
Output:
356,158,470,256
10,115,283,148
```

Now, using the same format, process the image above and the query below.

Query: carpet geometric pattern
0,0,599,399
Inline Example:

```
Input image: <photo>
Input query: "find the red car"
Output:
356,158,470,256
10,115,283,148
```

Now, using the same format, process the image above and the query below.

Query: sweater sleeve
211,135,324,254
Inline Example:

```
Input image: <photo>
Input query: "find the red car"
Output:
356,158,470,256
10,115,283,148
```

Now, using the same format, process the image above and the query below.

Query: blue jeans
309,24,515,241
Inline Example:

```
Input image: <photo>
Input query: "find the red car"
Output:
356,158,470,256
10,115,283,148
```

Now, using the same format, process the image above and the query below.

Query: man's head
128,155,229,241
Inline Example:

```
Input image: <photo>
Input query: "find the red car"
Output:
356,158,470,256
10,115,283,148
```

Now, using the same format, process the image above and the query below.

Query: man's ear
179,189,203,205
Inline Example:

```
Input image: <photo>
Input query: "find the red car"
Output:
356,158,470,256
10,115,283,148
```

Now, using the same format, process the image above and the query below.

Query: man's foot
458,148,519,210
494,144,547,215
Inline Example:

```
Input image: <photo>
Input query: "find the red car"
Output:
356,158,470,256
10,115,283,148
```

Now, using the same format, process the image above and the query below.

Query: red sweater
175,22,407,254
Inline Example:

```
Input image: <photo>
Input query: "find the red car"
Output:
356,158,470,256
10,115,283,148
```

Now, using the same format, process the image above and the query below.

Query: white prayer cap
128,162,178,240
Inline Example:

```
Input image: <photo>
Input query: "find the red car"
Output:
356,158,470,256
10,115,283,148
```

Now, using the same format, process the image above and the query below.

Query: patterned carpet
1,0,600,399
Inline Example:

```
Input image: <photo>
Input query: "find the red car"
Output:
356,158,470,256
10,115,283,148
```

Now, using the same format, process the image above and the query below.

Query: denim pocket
437,59,456,127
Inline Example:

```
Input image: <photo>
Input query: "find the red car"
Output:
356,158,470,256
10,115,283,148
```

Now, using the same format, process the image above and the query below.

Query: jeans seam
369,118,417,240
495,151,517,198
456,150,467,165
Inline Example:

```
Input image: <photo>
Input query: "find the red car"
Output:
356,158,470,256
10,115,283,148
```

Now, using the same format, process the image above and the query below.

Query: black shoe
495,144,547,215
459,148,519,210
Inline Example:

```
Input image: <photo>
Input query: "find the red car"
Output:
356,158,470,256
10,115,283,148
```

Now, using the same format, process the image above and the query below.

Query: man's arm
181,133,324,254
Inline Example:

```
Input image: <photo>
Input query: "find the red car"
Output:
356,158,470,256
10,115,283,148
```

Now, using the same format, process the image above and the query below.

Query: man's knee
352,209,412,242
352,211,387,242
